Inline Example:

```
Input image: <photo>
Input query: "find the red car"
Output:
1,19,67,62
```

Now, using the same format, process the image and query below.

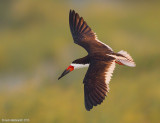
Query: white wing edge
94,33,113,51
104,61,116,92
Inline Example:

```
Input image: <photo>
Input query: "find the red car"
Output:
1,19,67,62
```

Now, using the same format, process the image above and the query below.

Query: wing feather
69,10,113,54
83,60,116,111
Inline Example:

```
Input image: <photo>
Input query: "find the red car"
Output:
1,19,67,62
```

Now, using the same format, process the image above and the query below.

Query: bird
58,10,136,111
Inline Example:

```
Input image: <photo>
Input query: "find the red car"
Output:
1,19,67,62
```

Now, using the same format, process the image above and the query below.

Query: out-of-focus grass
0,1,160,123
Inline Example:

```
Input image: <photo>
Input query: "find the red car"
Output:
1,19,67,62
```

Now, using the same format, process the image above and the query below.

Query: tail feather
116,50,136,67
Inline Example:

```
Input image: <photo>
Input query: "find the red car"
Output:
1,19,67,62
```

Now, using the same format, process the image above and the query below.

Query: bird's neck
71,55,90,69
71,63,89,69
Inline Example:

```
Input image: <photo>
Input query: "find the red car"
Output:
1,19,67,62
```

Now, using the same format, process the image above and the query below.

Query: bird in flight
58,10,136,111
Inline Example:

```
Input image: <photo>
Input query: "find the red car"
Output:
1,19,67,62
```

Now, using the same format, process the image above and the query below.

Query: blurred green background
0,0,160,123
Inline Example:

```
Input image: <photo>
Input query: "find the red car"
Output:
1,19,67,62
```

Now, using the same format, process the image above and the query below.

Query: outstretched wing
69,10,113,54
83,59,116,111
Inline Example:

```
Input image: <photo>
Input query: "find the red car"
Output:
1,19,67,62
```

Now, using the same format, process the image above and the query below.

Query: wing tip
69,9,75,15
85,104,92,111
85,96,106,111
84,85,108,111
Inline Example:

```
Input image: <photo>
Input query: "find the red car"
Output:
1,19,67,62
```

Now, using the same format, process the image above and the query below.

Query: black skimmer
58,10,136,111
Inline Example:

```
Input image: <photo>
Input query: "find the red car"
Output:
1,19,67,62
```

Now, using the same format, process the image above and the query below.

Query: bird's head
58,65,74,80
58,63,89,80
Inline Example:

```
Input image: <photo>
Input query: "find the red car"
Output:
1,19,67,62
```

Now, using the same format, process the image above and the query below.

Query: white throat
71,63,89,69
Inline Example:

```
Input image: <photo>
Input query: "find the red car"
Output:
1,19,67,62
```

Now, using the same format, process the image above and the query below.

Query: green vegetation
0,1,160,123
